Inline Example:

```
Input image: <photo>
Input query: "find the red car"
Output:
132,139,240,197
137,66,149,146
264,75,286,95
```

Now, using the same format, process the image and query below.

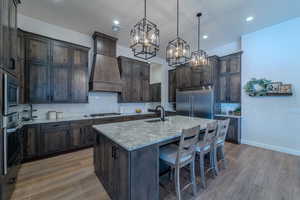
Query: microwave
3,73,19,116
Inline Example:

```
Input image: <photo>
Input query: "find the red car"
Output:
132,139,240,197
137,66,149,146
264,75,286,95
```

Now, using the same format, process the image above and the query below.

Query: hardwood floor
12,143,300,200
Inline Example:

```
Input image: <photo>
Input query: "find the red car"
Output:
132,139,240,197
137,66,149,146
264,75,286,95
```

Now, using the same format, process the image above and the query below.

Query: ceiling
19,0,300,57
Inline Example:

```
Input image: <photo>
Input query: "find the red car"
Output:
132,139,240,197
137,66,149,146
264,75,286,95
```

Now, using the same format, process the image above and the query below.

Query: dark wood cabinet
217,52,242,103
93,32,117,57
40,123,70,155
23,31,89,104
150,83,161,102
214,116,241,144
51,41,72,103
70,120,94,148
168,69,176,102
71,48,88,103
95,134,130,200
0,0,19,75
175,56,219,90
94,132,158,200
118,56,150,103
23,125,40,161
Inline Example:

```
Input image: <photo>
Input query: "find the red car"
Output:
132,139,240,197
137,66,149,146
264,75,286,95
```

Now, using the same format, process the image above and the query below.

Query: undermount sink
146,119,168,123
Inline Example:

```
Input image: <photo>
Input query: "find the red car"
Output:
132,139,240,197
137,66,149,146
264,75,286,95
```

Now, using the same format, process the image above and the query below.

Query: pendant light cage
130,18,160,60
166,0,191,67
166,37,190,66
191,12,209,67
130,0,160,60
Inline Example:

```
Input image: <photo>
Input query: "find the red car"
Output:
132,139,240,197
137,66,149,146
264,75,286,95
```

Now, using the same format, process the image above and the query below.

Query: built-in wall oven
2,73,21,176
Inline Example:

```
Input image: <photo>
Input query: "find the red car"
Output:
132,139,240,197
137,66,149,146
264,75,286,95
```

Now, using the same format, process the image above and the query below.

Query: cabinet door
95,36,116,57
191,68,201,87
7,0,17,74
40,124,70,155
228,55,240,73
71,49,88,103
26,36,49,64
219,76,227,102
119,58,132,102
131,62,143,102
51,42,71,103
176,66,192,89
23,125,39,160
2,0,9,68
168,69,176,102
220,59,227,73
27,63,49,103
141,64,150,102
229,73,241,102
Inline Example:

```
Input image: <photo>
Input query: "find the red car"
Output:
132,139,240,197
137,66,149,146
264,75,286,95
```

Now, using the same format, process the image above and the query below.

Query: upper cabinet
118,56,150,103
0,0,20,76
168,69,176,103
175,56,219,90
217,52,242,103
23,31,89,104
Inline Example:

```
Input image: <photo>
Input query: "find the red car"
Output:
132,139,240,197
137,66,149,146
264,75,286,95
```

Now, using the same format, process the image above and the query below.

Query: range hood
89,32,122,92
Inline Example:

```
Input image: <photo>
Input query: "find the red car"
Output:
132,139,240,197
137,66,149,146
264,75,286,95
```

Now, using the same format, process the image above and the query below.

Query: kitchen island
93,115,216,200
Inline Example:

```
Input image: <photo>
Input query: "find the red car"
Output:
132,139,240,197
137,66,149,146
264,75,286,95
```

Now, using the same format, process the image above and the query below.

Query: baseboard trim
241,139,300,156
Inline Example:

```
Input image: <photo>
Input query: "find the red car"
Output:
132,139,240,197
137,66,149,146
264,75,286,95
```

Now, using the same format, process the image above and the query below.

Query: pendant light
191,13,209,67
166,0,190,67
130,0,160,60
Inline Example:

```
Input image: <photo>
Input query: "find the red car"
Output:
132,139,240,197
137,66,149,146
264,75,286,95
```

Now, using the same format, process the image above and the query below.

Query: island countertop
93,115,216,151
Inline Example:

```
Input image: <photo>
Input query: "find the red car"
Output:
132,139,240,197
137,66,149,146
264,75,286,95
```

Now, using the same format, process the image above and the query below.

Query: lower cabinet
95,133,130,200
214,116,241,144
94,132,158,200
70,120,94,148
23,120,95,161
40,123,70,155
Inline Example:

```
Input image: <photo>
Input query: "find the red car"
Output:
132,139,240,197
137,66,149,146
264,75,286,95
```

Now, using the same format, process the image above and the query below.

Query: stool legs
190,160,197,196
175,168,181,200
199,153,206,188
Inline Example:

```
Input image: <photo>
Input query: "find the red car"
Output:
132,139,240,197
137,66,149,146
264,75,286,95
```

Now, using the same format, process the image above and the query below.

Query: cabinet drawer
41,122,70,131
93,117,125,125
70,120,93,128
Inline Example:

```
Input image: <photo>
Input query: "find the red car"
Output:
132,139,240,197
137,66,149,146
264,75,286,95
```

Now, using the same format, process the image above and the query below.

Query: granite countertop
21,112,160,125
93,115,216,151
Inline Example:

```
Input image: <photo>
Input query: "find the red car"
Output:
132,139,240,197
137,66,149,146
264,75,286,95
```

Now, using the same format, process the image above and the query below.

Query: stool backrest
176,125,200,166
203,121,218,145
216,119,230,143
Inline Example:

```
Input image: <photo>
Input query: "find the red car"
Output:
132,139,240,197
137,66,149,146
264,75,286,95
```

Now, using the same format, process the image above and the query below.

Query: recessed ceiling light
246,16,254,22
113,20,120,25
203,35,208,39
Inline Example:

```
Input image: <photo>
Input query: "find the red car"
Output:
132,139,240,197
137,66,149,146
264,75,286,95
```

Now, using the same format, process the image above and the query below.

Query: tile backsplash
23,92,160,119
220,103,241,114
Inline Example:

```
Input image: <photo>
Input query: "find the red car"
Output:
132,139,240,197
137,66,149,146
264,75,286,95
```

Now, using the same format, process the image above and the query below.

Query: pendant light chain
177,0,179,37
198,14,200,51
144,0,146,18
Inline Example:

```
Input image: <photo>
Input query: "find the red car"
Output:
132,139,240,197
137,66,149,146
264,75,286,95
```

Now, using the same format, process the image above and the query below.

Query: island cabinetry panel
118,56,150,103
216,52,241,103
23,31,89,104
94,132,158,200
214,116,241,144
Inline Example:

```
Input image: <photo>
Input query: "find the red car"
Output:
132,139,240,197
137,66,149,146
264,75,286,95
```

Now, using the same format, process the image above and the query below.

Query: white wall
207,40,241,57
241,17,300,156
150,63,162,84
18,14,169,118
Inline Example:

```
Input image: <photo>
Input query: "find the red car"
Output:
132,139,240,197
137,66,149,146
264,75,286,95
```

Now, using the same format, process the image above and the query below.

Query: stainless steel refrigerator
176,89,214,119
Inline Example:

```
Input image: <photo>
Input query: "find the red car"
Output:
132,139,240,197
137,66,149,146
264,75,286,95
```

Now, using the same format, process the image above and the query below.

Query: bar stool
160,126,200,200
195,121,218,189
214,119,230,175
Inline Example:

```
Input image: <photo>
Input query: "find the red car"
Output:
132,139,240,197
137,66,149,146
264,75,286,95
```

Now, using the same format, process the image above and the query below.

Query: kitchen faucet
155,105,166,121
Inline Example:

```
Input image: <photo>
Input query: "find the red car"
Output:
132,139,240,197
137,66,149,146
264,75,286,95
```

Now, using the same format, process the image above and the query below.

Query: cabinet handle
10,58,16,70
